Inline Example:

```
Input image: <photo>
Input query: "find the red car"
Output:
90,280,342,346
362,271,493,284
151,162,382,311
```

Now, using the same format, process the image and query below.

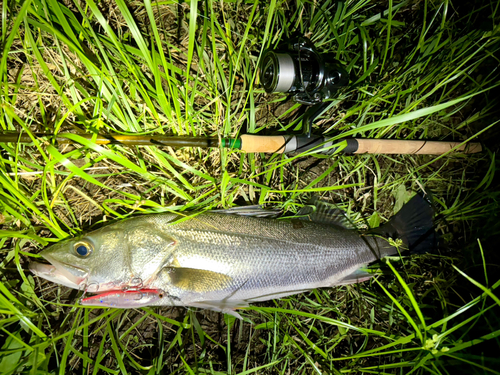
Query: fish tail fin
336,194,436,286
373,193,437,254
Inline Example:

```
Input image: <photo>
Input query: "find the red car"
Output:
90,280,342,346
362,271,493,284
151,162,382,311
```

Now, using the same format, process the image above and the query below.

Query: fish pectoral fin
163,267,233,293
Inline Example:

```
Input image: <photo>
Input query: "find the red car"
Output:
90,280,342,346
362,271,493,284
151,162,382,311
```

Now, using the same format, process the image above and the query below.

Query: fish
29,194,435,318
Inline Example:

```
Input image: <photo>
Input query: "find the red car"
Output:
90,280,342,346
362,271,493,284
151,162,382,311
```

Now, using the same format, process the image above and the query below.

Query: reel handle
353,139,482,154
238,135,483,155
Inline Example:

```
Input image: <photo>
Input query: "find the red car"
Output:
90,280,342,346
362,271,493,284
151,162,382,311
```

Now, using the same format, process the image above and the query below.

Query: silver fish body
30,195,434,316
134,213,388,306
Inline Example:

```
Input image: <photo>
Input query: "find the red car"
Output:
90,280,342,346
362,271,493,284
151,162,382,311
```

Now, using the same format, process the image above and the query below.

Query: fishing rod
0,132,483,155
0,38,483,155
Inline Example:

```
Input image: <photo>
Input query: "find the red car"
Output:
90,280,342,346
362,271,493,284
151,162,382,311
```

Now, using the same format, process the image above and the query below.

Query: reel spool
260,38,348,105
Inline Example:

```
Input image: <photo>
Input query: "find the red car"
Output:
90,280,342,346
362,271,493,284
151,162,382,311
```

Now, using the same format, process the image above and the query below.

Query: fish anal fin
335,268,374,286
246,289,314,302
164,267,233,293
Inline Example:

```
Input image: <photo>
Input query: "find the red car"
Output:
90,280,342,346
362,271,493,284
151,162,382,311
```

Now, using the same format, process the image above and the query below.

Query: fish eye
74,241,93,257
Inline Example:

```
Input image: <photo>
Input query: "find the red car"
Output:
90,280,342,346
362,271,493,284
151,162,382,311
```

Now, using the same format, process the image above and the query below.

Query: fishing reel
259,38,348,136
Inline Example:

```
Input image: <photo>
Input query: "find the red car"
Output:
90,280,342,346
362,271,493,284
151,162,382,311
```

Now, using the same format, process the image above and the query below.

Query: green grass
1,0,500,373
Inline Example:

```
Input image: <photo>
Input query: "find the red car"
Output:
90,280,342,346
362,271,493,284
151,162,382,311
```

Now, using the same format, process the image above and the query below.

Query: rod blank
0,133,219,148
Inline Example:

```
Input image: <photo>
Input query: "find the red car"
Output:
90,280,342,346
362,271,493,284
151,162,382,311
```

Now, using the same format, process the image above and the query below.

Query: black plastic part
343,139,359,153
302,103,329,137
295,136,328,153
293,137,359,154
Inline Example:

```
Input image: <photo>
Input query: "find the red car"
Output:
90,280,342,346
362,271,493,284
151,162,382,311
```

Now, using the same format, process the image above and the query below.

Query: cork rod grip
239,135,287,153
354,139,482,154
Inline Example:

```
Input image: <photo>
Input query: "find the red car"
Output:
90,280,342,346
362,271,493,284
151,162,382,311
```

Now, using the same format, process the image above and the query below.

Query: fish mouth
29,256,89,290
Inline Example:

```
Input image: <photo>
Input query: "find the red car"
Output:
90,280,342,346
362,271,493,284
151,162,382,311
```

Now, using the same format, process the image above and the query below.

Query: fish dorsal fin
163,266,233,293
296,197,355,229
211,205,281,218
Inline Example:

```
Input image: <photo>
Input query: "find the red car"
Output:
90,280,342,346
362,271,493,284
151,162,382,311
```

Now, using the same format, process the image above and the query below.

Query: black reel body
260,39,348,105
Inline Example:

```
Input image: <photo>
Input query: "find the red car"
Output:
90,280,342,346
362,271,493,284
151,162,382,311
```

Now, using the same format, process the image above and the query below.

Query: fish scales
138,213,386,302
